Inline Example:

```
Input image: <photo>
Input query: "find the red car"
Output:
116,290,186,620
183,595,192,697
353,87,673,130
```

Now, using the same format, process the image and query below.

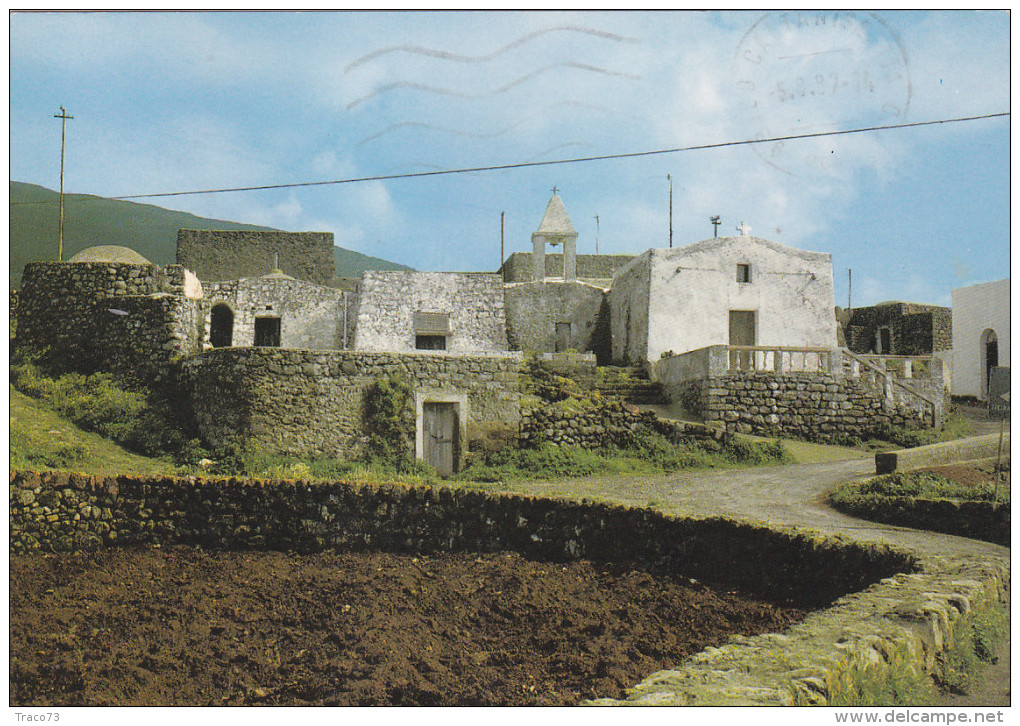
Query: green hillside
9,181,411,288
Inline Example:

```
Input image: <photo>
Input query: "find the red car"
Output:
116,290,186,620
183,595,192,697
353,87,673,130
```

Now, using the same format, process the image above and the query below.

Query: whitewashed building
950,278,1010,400
609,231,838,365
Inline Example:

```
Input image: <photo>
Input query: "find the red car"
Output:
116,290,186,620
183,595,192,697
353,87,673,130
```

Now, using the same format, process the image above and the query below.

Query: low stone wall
182,348,523,459
876,434,1010,474
675,372,929,442
520,402,729,450
831,493,1009,547
9,470,914,609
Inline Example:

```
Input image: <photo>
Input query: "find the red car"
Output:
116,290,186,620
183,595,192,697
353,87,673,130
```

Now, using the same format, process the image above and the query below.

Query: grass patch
9,386,176,477
453,433,791,483
832,471,1009,505
938,603,1010,695
825,641,936,706
860,408,974,451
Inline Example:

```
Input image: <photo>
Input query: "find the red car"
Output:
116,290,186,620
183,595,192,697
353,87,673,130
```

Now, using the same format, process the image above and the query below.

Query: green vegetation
10,359,201,464
9,180,411,289
826,641,937,706
938,603,1009,695
9,386,175,477
360,372,431,476
831,471,1009,505
859,408,974,451
821,602,1009,706
453,433,790,483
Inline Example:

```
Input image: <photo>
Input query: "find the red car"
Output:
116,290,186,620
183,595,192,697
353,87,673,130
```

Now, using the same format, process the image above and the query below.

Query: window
416,335,447,350
254,317,281,347
736,263,752,283
414,310,451,351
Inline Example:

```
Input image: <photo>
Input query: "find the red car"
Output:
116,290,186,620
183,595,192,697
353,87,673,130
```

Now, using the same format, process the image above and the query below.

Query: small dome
261,270,295,281
68,245,152,264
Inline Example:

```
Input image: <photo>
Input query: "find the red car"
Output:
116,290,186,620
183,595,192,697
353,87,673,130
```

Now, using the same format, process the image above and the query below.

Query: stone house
951,278,1010,401
610,232,838,365
838,301,952,356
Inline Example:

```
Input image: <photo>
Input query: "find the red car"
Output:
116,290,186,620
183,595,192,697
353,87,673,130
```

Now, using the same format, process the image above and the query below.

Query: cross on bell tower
737,221,752,237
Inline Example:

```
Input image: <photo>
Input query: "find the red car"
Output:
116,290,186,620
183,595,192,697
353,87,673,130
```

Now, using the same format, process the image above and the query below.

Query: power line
11,111,1009,207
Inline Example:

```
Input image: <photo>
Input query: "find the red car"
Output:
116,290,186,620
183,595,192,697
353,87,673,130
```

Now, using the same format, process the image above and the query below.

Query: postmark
732,11,912,175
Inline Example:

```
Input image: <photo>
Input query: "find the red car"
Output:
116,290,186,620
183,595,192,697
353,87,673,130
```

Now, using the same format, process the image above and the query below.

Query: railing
850,353,932,380
842,349,942,427
726,346,836,374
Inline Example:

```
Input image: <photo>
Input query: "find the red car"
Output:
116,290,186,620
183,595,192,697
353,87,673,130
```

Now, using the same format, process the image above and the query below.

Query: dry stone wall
182,348,523,458
680,372,930,442
176,230,335,285
8,469,915,609
504,280,609,358
521,402,730,450
15,261,201,384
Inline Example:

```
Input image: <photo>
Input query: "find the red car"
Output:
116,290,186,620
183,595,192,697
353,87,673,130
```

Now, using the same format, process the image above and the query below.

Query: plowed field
10,546,805,706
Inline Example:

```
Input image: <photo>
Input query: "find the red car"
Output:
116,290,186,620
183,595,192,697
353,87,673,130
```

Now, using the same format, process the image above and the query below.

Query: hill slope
9,181,411,287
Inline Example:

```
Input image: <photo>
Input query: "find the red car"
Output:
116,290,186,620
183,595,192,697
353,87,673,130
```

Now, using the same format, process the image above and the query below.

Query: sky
8,10,1011,307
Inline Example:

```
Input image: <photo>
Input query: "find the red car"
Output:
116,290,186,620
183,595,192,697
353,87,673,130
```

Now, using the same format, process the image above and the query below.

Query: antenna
594,215,600,255
667,174,673,248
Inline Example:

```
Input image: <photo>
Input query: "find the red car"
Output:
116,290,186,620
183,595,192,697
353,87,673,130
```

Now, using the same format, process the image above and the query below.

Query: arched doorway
980,328,998,399
210,303,234,348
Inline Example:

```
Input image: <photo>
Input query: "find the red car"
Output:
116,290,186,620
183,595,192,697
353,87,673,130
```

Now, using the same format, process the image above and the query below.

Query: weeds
832,471,1009,504
826,641,936,706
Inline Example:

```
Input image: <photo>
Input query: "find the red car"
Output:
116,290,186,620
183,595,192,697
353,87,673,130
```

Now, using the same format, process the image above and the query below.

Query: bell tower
532,188,578,281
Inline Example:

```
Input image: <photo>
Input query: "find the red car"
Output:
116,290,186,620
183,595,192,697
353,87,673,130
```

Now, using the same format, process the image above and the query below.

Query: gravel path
497,455,1007,561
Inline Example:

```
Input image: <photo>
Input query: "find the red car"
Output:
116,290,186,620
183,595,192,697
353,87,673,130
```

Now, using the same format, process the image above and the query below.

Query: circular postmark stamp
732,11,912,175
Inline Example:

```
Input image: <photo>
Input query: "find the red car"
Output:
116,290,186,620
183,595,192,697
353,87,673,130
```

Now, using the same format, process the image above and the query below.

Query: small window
736,263,752,283
254,317,281,347
416,334,447,351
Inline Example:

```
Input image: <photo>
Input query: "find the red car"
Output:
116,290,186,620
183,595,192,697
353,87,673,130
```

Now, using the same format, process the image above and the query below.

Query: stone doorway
254,317,281,347
210,303,234,348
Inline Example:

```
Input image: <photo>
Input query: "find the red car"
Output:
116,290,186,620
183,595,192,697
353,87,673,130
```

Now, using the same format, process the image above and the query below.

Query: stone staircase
597,366,666,405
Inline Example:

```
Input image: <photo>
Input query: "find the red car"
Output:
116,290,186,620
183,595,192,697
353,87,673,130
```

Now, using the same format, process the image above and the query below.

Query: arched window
980,328,998,399
210,303,234,348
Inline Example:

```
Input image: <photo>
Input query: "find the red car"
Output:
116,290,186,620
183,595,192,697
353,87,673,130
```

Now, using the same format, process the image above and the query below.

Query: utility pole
54,106,74,261
500,211,505,269
667,174,673,248
848,269,853,309
710,216,721,238
594,215,600,255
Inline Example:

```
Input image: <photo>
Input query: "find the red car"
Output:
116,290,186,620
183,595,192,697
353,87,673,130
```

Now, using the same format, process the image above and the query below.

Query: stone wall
182,347,523,459
501,252,634,284
503,280,609,359
354,272,507,354
8,469,915,609
14,261,197,384
681,372,931,442
841,303,953,355
520,401,730,450
176,230,335,285
203,276,350,350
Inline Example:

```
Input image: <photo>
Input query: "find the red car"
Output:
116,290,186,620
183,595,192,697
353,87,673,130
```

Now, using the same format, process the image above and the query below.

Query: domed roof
67,245,152,264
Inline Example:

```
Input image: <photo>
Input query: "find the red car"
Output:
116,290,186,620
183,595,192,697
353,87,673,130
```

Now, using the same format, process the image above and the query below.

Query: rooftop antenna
710,215,721,238
54,106,74,261
594,215,600,255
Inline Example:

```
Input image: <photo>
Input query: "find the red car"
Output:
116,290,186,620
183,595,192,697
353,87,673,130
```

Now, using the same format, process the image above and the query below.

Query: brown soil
917,460,1010,491
10,545,804,707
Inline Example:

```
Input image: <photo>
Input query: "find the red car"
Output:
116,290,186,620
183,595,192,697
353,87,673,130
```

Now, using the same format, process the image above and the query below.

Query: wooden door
729,310,756,369
423,403,457,476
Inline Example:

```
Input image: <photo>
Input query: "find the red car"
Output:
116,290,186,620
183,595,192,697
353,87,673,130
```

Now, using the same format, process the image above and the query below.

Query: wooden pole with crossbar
54,106,74,261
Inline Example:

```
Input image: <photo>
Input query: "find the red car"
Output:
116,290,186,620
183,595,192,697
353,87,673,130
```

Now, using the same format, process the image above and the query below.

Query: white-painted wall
612,236,837,364
951,278,1010,400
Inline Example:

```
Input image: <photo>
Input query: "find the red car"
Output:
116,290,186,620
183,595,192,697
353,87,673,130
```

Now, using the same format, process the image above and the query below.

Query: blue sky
9,10,1010,307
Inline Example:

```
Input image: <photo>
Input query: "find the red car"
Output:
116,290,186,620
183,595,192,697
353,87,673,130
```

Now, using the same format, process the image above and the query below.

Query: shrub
362,371,417,472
